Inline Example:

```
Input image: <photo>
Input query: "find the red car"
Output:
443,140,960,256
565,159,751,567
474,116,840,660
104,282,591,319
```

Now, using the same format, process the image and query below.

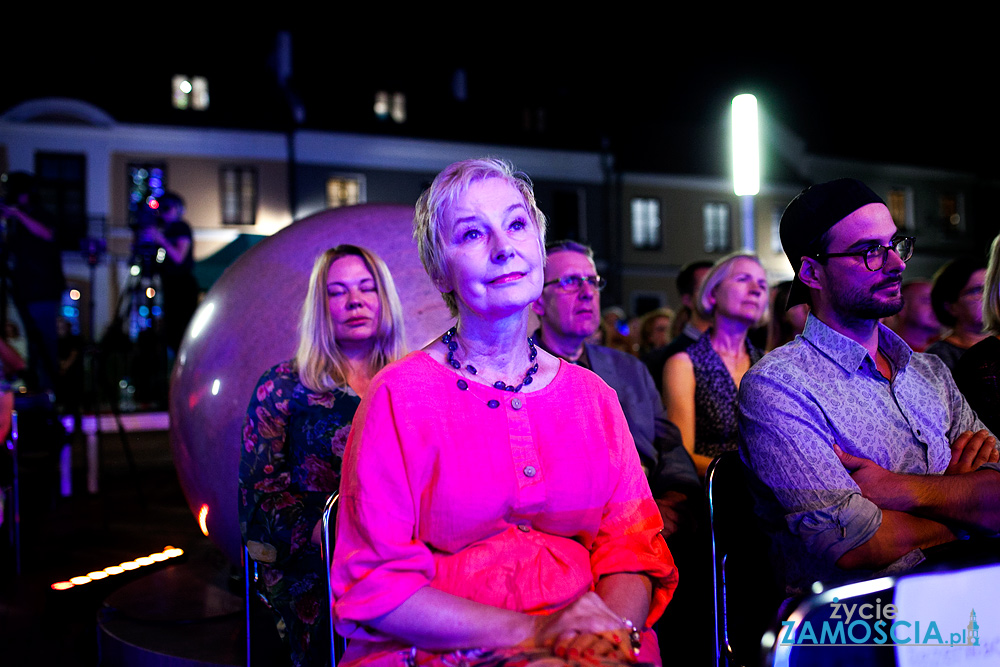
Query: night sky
4,25,996,180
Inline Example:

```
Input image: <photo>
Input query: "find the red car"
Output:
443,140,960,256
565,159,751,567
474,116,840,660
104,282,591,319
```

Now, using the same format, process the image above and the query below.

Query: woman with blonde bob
332,158,677,667
240,244,406,667
663,252,769,477
956,236,1000,434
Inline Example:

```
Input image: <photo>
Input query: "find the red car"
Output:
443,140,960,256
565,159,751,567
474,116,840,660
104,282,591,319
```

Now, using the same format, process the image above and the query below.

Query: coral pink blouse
332,352,677,666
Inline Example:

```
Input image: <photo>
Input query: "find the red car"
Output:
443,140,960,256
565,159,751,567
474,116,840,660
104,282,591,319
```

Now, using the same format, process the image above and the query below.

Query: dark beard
831,283,903,326
854,297,903,320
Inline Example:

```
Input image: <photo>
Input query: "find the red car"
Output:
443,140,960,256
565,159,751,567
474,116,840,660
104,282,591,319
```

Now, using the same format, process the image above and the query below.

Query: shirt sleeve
738,367,882,566
331,377,437,638
238,365,309,567
589,391,679,629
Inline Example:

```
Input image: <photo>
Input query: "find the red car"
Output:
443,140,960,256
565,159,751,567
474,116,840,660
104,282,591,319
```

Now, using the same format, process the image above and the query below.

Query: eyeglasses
543,274,607,293
960,284,985,298
814,236,915,272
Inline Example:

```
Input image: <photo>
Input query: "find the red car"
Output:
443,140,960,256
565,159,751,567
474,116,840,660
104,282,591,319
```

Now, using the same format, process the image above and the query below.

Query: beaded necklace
442,326,539,393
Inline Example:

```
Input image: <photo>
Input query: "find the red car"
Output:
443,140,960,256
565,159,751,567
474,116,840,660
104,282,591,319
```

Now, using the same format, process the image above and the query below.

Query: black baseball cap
780,178,886,308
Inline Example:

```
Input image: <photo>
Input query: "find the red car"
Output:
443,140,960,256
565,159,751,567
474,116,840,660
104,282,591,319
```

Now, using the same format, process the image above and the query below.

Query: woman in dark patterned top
956,234,1000,434
239,245,406,667
663,253,768,477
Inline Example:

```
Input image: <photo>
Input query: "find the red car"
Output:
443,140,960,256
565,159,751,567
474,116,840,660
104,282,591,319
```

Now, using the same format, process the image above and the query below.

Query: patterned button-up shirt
738,314,997,592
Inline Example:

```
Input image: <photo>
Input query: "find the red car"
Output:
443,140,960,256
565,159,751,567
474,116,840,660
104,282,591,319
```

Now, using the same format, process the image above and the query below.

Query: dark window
549,189,584,242
35,152,87,251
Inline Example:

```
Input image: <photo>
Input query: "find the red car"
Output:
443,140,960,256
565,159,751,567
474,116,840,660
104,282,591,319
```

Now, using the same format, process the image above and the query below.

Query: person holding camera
0,172,65,394
145,191,199,359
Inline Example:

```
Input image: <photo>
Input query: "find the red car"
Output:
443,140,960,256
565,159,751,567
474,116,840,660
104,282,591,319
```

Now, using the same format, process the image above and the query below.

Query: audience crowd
6,162,1000,667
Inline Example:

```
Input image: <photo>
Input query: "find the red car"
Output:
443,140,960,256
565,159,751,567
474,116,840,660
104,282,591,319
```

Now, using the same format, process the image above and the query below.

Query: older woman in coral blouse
331,158,677,667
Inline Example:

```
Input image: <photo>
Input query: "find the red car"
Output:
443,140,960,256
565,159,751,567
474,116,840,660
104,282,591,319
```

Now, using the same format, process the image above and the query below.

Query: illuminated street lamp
732,94,760,250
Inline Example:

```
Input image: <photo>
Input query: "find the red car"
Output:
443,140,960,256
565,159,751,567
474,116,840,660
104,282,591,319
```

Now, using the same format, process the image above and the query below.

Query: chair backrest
707,451,782,667
766,576,897,667
3,409,20,575
767,554,1000,666
322,492,348,667
243,493,343,667
243,542,283,667
243,543,254,666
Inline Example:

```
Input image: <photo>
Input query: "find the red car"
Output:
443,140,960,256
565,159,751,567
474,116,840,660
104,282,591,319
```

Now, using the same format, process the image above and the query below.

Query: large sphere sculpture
169,204,454,564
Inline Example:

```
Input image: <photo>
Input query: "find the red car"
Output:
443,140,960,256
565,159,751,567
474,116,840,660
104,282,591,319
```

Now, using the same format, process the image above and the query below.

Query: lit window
703,202,731,253
374,91,390,119
630,197,661,250
220,167,257,225
173,75,210,111
887,189,908,229
172,76,190,110
391,92,407,123
770,206,783,255
191,77,210,110
888,187,923,234
938,191,964,235
326,176,365,209
127,162,166,228
374,90,406,124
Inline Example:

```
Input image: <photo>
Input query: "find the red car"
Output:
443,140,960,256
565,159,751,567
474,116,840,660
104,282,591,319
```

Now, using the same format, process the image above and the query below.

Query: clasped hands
526,592,637,664
834,429,998,510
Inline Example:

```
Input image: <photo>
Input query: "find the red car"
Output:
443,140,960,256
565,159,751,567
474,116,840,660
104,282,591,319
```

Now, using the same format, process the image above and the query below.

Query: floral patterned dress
240,360,359,667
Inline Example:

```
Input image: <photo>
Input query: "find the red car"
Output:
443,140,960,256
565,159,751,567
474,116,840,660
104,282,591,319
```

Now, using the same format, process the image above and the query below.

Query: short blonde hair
984,234,1000,336
413,157,547,316
295,245,406,392
696,252,770,329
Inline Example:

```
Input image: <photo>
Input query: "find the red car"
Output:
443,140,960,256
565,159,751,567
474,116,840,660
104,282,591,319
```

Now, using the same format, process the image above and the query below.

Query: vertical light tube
732,94,760,196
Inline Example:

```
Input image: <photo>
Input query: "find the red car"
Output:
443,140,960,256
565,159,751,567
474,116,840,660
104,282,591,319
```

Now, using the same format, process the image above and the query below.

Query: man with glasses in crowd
531,240,700,532
532,239,711,663
739,179,1000,594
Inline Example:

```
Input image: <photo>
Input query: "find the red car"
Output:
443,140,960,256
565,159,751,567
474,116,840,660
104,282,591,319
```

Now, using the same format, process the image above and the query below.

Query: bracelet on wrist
623,618,641,655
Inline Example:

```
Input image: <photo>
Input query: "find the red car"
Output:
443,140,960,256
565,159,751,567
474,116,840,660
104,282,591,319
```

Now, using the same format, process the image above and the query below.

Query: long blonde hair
984,234,1000,336
295,245,406,392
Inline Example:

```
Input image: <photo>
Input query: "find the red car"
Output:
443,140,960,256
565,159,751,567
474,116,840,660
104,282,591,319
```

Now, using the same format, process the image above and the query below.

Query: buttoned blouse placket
505,393,545,533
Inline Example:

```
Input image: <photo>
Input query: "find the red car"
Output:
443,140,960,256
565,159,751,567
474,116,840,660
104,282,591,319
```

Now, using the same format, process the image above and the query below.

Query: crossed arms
835,432,1000,569
739,361,1000,578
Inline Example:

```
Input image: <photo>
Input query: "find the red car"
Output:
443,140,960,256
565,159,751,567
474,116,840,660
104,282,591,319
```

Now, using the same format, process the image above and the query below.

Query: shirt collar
682,322,703,341
802,313,913,373
532,328,590,369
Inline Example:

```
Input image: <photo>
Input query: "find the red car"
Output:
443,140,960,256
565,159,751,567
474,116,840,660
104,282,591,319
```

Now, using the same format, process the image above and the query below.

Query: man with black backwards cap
738,178,1000,593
